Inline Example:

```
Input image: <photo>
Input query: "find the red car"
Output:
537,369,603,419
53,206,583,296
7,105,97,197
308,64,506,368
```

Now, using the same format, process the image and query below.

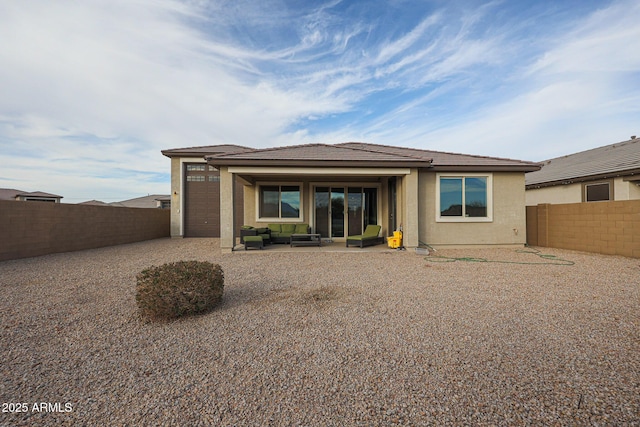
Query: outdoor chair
346,224,384,248
243,235,264,250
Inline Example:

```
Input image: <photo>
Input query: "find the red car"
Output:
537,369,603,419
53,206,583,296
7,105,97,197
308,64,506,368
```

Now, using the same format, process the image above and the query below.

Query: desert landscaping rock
1,238,638,426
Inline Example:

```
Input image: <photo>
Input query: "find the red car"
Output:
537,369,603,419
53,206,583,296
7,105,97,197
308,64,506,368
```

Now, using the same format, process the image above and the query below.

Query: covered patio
206,143,430,253
233,239,409,253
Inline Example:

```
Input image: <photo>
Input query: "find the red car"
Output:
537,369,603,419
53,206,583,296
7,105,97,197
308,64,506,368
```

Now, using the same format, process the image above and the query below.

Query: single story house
0,188,63,203
526,136,640,206
110,194,172,209
162,142,541,252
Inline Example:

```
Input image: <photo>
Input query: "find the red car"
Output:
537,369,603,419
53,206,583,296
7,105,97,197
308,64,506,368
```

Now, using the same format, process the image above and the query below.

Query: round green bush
135,261,224,320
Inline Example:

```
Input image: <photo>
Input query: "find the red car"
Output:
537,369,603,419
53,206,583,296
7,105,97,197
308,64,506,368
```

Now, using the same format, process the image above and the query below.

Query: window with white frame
259,184,301,219
436,174,492,221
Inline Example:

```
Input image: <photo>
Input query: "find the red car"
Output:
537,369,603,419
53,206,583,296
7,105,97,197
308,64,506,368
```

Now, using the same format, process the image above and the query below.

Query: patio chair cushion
362,224,381,238
243,235,264,250
347,225,381,240
295,224,308,233
281,224,296,234
346,224,383,248
268,224,282,233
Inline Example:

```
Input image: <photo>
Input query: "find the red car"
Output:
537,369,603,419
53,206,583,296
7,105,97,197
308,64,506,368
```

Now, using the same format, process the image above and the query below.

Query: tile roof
78,200,111,206
205,143,433,166
525,137,640,187
0,188,63,200
339,142,541,170
161,144,253,158
110,194,171,208
162,142,540,171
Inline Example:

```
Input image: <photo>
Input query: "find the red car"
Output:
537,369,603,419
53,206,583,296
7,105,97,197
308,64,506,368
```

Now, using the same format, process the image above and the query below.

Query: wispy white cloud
0,0,638,201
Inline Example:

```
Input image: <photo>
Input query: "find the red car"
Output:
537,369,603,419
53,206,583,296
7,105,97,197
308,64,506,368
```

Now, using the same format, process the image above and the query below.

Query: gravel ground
1,238,638,426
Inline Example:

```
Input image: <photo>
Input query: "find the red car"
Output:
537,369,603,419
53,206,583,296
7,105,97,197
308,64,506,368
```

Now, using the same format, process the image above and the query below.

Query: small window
259,185,301,219
208,166,218,171
437,174,492,222
584,182,611,202
208,176,220,182
187,175,205,182
186,164,205,171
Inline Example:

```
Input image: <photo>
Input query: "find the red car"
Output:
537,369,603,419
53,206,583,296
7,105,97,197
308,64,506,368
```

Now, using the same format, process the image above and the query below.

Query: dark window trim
582,179,613,202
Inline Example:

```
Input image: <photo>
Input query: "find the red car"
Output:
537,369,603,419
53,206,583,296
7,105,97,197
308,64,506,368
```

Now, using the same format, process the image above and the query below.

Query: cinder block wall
0,201,170,261
526,200,640,258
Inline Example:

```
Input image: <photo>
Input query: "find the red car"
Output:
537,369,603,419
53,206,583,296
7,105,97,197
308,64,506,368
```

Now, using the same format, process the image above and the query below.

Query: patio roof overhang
205,157,431,168
226,166,413,175
224,166,415,185
205,156,432,185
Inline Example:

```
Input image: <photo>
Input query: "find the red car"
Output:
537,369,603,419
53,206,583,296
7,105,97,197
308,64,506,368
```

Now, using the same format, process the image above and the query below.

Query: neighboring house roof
78,200,111,206
197,142,540,171
161,144,254,158
525,137,640,188
111,194,171,208
0,188,63,201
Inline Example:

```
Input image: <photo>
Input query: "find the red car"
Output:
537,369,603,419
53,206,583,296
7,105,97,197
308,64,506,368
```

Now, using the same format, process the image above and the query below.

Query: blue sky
0,0,638,203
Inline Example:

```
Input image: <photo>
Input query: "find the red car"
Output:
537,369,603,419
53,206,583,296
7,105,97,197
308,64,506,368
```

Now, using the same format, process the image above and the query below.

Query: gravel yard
1,238,638,426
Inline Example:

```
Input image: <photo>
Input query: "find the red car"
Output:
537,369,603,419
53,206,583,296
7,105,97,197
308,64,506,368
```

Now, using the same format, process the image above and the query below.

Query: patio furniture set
240,224,383,250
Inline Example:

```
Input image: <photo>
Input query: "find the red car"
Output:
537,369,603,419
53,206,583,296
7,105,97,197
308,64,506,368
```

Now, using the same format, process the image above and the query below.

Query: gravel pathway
1,238,638,426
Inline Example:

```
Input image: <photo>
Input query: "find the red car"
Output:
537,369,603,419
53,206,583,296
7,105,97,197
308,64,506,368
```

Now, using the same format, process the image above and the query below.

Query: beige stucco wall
420,172,527,247
219,167,235,251
614,178,640,200
526,177,640,206
525,184,581,206
169,157,182,237
399,168,419,248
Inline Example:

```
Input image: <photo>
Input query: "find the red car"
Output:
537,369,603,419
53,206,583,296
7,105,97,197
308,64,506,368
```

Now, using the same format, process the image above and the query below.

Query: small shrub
135,261,224,320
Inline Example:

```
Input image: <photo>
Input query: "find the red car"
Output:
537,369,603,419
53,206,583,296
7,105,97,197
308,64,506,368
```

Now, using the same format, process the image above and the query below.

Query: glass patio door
331,188,345,238
314,186,377,239
314,187,345,239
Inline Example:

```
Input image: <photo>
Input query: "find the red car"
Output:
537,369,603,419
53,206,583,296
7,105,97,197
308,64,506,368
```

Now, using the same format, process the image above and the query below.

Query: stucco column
219,167,236,252
404,168,419,248
169,158,182,237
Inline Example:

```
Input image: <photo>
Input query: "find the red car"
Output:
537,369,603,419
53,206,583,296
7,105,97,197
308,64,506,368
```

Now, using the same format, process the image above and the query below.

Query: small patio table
290,233,322,247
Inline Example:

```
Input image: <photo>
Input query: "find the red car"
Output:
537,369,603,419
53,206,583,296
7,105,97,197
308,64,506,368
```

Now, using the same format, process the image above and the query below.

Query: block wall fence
0,201,170,261
526,200,640,258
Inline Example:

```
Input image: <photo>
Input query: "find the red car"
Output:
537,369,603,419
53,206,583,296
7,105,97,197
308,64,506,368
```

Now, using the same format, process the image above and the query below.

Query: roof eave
162,150,213,158
526,168,640,189
205,158,433,168
432,165,541,173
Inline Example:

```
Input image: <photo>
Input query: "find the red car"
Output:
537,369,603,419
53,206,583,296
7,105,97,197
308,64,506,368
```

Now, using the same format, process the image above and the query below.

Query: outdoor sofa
240,226,271,244
240,223,311,245
267,223,310,244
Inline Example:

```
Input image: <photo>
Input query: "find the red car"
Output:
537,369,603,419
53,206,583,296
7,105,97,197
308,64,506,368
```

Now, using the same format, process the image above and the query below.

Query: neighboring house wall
526,177,640,206
526,184,581,206
615,178,640,200
526,200,640,258
420,172,527,247
0,201,170,261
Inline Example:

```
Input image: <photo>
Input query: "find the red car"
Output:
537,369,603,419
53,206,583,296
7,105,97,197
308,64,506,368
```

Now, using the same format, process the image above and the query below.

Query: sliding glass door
331,188,345,238
314,186,377,239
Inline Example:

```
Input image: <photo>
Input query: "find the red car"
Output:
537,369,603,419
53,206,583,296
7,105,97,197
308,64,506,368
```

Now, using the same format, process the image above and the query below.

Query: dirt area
1,238,638,426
